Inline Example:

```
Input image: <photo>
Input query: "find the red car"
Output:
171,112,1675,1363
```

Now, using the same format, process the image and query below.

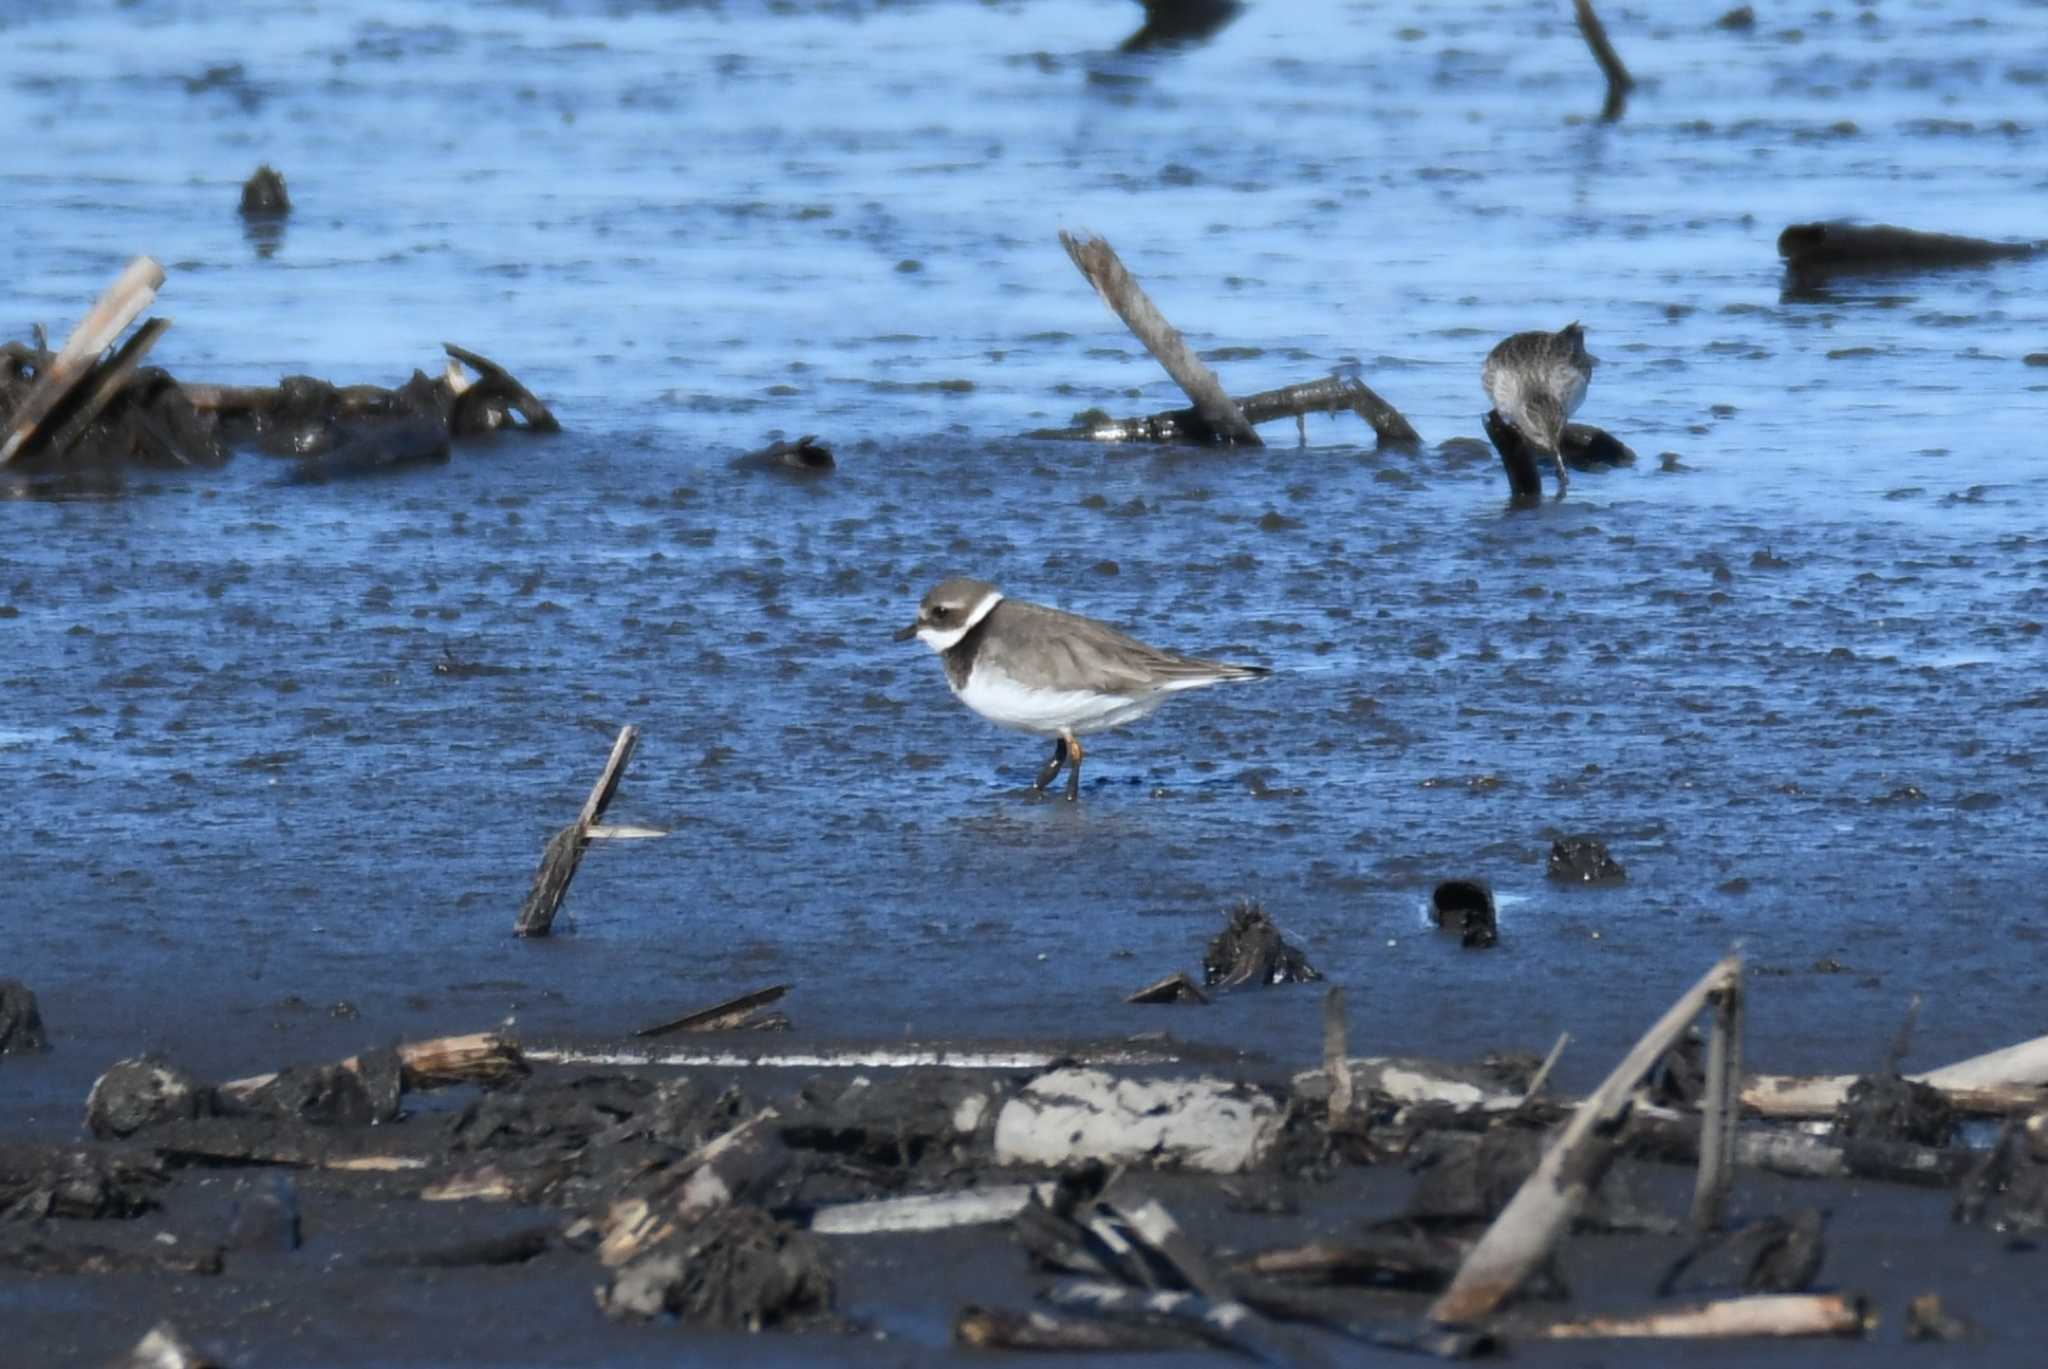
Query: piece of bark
515,725,639,937
1573,0,1634,122
1537,1292,1868,1339
1058,231,1260,446
1429,955,1742,1325
216,1032,526,1105
1126,971,1209,1005
1,257,165,465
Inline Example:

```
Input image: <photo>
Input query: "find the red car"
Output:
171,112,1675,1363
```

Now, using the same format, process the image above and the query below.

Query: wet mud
5,0,2048,1363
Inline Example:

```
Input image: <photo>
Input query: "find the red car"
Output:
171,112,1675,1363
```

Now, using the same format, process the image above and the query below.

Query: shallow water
3,0,2047,1359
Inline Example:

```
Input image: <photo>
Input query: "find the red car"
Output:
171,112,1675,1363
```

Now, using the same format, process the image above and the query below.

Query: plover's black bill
891,623,919,642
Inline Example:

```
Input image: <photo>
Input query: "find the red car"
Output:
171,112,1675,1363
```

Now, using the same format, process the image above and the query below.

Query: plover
893,578,1270,801
1482,323,1595,495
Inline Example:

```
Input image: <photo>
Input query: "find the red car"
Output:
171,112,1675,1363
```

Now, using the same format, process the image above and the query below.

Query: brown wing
981,599,1265,696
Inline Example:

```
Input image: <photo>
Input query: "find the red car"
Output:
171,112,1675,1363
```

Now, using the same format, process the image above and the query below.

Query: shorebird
893,578,1270,801
1482,322,1595,495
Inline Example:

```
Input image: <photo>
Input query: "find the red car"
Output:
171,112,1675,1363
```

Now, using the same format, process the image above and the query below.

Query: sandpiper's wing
980,599,1267,697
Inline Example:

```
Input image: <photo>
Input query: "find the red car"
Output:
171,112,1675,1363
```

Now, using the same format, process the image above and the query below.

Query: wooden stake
1,256,165,465
1323,987,1353,1126
1429,955,1742,1326
514,725,639,937
1058,231,1261,447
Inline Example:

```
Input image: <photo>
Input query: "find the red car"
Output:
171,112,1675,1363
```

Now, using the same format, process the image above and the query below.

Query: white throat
915,591,1003,653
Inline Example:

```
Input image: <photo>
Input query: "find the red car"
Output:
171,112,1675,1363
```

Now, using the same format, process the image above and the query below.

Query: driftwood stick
1030,374,1416,447
514,724,639,937
216,1031,528,1101
42,317,172,460
634,984,790,1037
1691,976,1742,1231
1519,1033,1570,1109
1572,0,1634,123
1744,1030,2048,1117
1429,955,1742,1326
1,256,165,465
444,341,561,432
1058,231,1260,446
1538,1292,1868,1340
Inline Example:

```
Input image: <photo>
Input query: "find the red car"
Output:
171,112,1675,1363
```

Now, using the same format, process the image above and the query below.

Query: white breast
953,663,1163,736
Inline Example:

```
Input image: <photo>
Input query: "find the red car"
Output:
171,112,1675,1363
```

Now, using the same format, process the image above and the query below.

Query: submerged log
636,985,792,1037
1778,221,2041,279
1033,372,1418,448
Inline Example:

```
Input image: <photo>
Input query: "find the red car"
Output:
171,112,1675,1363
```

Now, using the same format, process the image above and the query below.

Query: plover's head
893,577,1004,653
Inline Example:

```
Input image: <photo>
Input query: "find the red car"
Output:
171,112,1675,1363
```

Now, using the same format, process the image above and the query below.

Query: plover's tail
1154,657,1272,691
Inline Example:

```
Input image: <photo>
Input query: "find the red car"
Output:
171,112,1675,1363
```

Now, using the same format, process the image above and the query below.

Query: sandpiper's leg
1551,447,1570,496
1063,730,1084,803
1031,737,1068,791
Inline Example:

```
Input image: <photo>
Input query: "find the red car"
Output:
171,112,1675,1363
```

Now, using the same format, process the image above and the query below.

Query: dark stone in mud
378,1225,553,1268
733,433,834,474
223,1175,301,1252
0,1145,166,1220
1778,221,2042,280
1430,880,1497,949
0,979,48,1054
238,164,291,219
1202,901,1321,987
84,1058,214,1138
1836,1073,1956,1148
1546,835,1626,885
1716,5,1755,29
598,1205,835,1330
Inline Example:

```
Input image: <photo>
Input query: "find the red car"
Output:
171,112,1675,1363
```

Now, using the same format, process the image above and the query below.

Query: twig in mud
1572,0,1634,123
1518,1032,1570,1109
1058,231,1261,446
1743,1029,2048,1118
1429,954,1742,1326
1324,987,1354,1127
514,724,644,938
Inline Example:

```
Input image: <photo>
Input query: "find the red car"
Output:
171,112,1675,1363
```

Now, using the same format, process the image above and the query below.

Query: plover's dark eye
930,606,952,621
